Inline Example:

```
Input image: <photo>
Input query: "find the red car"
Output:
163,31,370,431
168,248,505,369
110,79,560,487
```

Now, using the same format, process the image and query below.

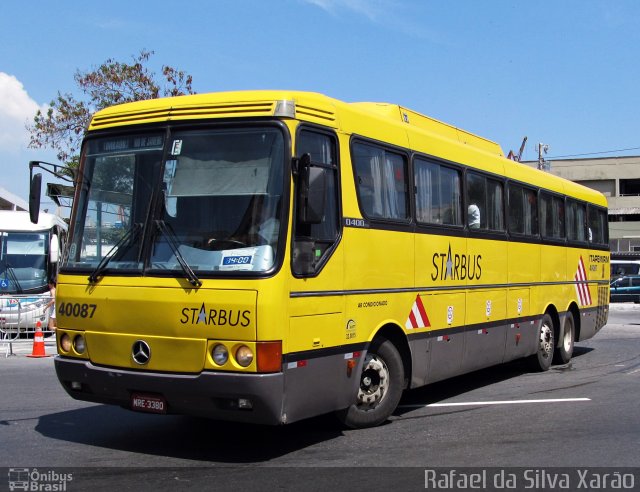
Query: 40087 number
57,302,97,318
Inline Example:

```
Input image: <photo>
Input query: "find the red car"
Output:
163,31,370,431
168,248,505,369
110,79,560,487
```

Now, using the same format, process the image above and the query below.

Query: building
523,155,640,256
0,186,28,211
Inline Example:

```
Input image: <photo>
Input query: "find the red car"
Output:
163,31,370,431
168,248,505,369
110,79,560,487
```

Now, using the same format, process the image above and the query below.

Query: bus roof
0,211,67,232
90,90,501,152
88,90,607,208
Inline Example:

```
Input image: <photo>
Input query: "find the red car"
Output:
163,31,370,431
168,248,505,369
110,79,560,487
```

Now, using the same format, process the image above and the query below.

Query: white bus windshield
0,231,48,293
610,261,640,278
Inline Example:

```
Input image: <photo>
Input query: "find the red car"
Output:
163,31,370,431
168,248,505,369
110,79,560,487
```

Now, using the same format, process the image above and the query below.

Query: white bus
0,211,67,334
610,259,640,280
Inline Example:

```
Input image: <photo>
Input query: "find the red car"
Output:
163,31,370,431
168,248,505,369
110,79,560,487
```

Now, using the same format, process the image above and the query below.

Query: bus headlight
60,333,72,353
235,345,254,367
73,335,86,354
212,344,229,366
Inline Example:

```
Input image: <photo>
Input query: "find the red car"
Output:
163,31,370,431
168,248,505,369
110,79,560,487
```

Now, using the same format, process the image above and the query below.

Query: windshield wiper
88,223,142,283
154,220,202,288
2,261,23,294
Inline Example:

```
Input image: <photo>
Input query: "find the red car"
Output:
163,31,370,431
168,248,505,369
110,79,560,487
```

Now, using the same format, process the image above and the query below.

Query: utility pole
538,142,549,170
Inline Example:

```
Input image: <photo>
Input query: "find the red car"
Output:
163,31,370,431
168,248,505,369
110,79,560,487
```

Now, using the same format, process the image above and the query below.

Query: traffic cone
27,321,50,358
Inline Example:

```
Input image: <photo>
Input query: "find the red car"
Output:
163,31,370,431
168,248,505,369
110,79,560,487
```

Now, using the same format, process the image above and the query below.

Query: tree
28,50,195,168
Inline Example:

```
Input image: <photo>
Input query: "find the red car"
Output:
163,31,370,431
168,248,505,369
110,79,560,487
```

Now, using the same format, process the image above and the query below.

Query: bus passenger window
540,193,565,240
508,184,538,236
414,158,462,226
588,206,608,245
353,142,408,221
466,172,504,231
508,185,524,233
566,199,587,242
524,188,539,235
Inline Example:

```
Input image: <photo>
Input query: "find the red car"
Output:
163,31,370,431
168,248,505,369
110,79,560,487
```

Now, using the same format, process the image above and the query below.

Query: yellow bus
31,91,609,428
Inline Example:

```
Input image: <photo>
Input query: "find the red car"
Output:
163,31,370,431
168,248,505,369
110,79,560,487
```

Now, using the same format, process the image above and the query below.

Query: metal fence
0,293,55,357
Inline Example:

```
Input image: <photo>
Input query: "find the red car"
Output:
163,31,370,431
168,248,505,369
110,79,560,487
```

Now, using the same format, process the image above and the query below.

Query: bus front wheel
529,313,555,371
336,338,404,429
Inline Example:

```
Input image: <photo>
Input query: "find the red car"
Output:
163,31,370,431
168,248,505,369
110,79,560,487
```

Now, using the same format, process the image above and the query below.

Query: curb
609,302,640,311
2,340,57,358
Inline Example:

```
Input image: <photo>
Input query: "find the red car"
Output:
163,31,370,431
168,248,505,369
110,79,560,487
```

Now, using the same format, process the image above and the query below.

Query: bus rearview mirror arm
28,160,78,224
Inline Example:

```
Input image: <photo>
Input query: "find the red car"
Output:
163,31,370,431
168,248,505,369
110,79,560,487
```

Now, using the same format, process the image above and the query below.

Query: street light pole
538,142,549,170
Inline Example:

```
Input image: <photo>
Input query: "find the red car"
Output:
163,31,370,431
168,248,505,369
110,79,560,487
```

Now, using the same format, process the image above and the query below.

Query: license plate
131,393,167,414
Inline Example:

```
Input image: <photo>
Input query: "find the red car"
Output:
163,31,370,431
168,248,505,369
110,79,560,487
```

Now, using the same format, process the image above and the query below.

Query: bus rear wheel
336,338,404,429
554,312,575,364
529,313,555,372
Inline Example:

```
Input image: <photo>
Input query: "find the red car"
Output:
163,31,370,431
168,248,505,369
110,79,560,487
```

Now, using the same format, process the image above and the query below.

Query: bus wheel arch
569,302,582,342
374,324,412,389
336,324,409,428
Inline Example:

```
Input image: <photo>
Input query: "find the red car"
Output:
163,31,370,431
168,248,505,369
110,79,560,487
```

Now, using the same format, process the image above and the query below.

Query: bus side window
353,142,408,221
414,158,462,226
588,206,608,246
566,199,587,243
292,130,340,276
540,192,565,240
509,184,538,236
467,172,504,231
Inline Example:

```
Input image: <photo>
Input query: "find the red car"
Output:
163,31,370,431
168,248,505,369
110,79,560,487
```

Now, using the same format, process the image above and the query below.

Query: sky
2,0,640,208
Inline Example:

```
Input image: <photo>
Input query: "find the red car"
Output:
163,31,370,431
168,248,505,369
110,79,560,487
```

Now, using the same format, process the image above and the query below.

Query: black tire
336,338,404,429
553,312,575,364
529,313,555,372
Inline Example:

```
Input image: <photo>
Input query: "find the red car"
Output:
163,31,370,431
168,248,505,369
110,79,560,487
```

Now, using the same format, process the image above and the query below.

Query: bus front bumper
54,356,286,425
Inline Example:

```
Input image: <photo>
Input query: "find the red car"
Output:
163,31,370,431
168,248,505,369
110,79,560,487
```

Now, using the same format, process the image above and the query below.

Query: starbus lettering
431,244,482,281
180,303,251,327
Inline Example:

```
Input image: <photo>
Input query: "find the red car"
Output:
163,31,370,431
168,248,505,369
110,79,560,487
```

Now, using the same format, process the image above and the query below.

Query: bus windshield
0,231,49,293
610,261,640,279
65,126,285,276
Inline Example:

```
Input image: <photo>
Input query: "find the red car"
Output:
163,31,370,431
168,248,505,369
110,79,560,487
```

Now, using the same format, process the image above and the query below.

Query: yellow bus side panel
508,242,540,285
424,292,466,330
507,288,531,319
288,312,345,353
466,290,507,326
343,228,414,291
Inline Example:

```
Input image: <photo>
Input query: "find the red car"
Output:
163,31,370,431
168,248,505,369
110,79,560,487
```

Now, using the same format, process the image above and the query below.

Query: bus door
287,129,347,421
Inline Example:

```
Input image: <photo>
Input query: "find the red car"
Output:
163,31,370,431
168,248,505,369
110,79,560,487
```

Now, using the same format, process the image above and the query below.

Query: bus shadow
395,346,595,417
35,347,596,462
35,406,343,463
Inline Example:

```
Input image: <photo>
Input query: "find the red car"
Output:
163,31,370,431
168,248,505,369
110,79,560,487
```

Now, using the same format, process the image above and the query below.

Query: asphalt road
1,304,638,490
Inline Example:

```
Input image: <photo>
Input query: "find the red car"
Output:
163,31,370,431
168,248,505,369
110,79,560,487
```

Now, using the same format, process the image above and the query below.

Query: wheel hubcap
356,354,389,409
563,322,572,351
539,323,553,358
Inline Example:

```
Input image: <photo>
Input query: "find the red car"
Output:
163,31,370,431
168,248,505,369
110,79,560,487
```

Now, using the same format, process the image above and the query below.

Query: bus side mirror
297,153,326,225
50,233,60,263
29,172,42,224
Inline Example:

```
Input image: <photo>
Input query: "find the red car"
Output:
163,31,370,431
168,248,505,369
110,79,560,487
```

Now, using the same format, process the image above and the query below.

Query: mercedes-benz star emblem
132,340,151,365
